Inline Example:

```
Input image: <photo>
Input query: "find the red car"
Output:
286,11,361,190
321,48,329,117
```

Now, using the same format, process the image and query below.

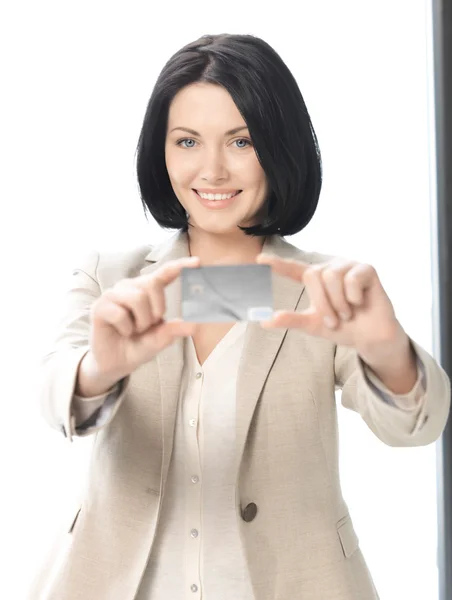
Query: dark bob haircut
136,33,322,237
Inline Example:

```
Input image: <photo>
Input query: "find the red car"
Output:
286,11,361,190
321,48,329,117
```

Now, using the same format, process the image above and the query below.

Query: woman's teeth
197,191,240,201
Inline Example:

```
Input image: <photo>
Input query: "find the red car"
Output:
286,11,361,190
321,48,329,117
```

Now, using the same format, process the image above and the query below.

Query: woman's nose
199,149,228,182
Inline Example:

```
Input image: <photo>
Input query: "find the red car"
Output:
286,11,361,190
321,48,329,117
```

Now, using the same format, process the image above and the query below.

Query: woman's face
165,82,268,235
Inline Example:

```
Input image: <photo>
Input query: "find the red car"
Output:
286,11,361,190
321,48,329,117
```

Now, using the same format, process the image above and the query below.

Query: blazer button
241,502,258,522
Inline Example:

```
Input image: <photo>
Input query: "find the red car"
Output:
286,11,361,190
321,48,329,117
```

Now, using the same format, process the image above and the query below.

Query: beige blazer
29,232,451,600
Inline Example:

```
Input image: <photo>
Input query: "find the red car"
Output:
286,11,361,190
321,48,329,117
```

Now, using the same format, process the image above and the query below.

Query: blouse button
241,502,258,523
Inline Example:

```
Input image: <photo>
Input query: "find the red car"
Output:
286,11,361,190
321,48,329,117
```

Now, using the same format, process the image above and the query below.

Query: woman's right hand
76,256,200,396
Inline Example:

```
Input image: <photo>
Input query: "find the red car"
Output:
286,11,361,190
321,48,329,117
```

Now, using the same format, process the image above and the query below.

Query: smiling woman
136,34,322,242
29,32,450,600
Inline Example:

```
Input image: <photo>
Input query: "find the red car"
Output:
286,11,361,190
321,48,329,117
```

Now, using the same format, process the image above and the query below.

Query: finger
142,319,198,352
165,319,199,338
303,266,340,329
152,256,201,288
263,266,340,331
261,309,315,330
140,256,201,321
111,283,155,333
256,254,309,282
143,283,166,324
93,299,134,337
344,264,376,305
321,265,353,321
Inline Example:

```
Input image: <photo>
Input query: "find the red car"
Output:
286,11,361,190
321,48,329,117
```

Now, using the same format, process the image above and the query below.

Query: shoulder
74,244,153,289
278,236,337,265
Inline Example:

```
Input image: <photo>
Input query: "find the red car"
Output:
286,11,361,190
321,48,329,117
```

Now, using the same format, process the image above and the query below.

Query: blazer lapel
234,236,309,474
139,231,190,489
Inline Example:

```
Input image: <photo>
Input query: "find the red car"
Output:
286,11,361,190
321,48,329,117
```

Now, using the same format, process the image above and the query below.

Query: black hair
136,33,322,236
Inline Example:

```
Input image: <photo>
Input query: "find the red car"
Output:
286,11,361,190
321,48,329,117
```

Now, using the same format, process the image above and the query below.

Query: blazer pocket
68,507,81,534
337,514,359,558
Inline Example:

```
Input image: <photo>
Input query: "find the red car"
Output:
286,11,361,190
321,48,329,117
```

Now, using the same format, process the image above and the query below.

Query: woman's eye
234,138,252,148
177,138,197,148
176,138,251,149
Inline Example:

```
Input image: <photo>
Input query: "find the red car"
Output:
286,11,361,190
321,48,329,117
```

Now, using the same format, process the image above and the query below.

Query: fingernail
324,316,338,329
339,311,351,321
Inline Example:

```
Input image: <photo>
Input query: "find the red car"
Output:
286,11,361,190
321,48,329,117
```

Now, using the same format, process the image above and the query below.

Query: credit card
181,264,273,323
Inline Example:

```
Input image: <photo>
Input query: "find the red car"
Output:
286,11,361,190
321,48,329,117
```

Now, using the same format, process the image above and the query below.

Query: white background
0,1,442,598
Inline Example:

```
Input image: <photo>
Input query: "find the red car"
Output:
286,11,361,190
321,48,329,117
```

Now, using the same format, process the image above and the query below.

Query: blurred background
0,1,450,598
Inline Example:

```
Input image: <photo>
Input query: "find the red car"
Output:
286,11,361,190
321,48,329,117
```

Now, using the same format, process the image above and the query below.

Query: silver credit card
181,264,273,323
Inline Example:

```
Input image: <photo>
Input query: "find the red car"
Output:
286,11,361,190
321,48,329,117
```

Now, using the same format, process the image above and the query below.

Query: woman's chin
188,217,245,236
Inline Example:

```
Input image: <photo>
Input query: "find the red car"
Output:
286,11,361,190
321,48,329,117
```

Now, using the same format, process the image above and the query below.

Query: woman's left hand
256,254,404,351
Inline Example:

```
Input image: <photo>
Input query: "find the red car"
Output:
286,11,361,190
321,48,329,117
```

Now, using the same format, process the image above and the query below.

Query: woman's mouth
193,189,242,209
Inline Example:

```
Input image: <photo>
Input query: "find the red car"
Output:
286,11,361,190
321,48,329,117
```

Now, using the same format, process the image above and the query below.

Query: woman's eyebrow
168,126,249,136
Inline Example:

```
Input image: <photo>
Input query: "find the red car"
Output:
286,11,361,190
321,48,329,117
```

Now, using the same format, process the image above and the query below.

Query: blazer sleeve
38,250,130,442
362,357,426,410
334,337,451,446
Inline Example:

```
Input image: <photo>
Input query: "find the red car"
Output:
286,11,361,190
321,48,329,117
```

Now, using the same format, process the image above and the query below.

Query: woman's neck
187,229,266,266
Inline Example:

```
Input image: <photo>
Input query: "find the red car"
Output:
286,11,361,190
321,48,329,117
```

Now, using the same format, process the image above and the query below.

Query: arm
257,253,451,446
39,251,129,442
335,337,450,446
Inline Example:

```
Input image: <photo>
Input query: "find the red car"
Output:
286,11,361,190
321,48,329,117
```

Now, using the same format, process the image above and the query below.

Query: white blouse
135,321,255,600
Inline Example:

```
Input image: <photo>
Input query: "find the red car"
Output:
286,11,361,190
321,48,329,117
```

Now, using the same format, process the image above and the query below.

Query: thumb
261,309,316,331
149,319,198,351
165,319,199,338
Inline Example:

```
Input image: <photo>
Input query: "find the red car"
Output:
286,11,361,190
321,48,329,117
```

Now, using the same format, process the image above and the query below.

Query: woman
30,34,450,600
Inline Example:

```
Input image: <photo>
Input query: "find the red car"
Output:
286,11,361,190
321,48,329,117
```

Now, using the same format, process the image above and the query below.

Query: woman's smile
193,188,242,210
